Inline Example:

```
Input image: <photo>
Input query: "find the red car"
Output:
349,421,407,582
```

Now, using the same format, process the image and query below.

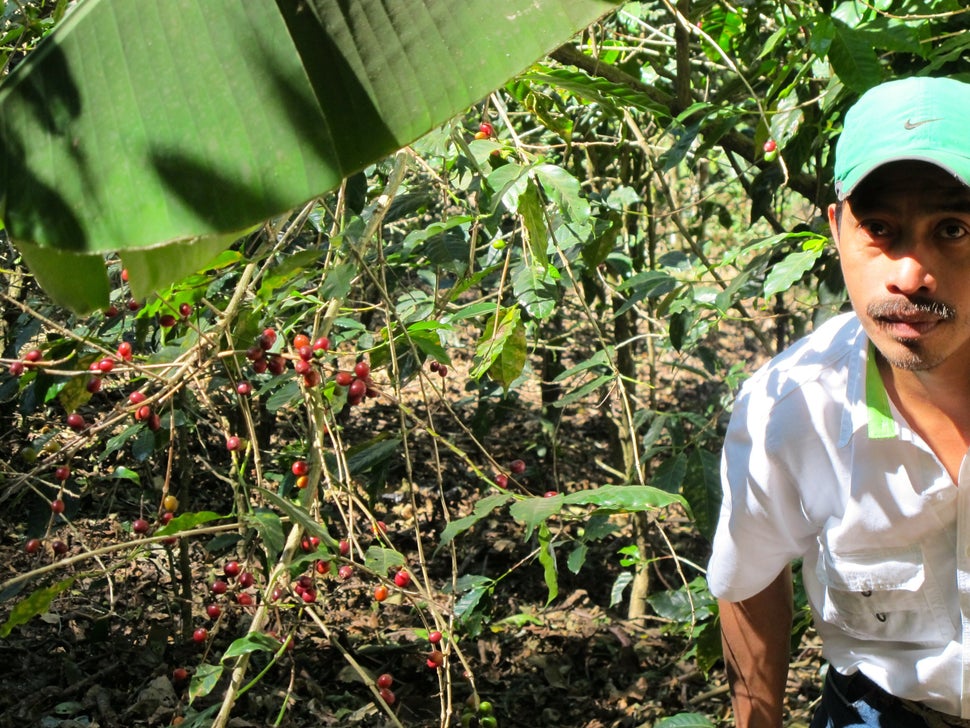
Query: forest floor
0,334,825,728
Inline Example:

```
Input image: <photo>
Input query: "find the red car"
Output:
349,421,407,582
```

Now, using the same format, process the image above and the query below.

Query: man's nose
885,249,935,296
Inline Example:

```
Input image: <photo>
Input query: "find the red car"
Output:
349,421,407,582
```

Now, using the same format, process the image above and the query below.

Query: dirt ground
0,349,825,728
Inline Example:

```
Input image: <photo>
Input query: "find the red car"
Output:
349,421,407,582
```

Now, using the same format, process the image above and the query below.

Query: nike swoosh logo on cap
904,118,942,129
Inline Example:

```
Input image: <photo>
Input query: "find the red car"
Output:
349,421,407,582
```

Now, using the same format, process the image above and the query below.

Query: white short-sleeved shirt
707,311,970,718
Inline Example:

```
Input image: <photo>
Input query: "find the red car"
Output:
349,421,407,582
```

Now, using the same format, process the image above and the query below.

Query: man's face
828,161,970,372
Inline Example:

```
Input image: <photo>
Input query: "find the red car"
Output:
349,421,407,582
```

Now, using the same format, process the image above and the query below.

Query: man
707,76,970,728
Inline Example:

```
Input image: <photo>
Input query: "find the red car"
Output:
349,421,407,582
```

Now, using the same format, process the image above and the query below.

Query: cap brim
836,151,970,200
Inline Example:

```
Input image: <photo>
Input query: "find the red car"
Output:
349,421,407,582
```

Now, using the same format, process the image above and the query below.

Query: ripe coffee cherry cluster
494,457,528,488
129,388,162,431
34,466,78,555
763,139,778,162
246,327,286,376
291,332,331,387
26,535,69,557
292,574,319,603
473,121,494,140
6,347,43,377
428,360,448,378
8,349,45,377
292,459,310,489
245,328,375,405
334,359,377,407
158,302,193,329
204,559,259,627
282,534,344,604
376,672,396,706
155,494,180,545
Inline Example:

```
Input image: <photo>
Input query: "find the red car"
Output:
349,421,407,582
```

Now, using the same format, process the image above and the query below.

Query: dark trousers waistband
822,668,970,728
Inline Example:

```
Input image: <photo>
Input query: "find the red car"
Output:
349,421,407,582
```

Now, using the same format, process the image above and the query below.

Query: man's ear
827,203,840,249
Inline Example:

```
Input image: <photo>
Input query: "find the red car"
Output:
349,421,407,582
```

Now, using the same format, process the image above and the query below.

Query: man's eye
863,221,889,237
940,223,968,239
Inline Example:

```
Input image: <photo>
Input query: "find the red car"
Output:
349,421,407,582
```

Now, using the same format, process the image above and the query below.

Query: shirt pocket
815,544,950,645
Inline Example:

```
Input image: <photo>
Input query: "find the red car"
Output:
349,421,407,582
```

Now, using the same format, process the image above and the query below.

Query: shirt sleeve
707,379,820,602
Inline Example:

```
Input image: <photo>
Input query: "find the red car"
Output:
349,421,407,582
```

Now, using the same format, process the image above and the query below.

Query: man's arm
717,566,793,728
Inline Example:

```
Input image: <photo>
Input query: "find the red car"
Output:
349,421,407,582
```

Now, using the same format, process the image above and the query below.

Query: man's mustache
867,298,956,321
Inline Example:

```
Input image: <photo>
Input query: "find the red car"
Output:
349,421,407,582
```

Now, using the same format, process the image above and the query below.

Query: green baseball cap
834,76,970,200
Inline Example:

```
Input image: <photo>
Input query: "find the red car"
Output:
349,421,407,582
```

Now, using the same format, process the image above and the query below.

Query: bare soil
0,357,824,728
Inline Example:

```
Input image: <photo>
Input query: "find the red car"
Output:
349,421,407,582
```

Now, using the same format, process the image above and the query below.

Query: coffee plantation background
1,1,968,726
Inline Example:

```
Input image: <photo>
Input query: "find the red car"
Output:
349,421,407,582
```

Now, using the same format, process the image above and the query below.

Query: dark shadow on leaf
272,0,400,175
151,2,402,235
0,128,86,250
8,42,80,136
0,43,87,249
147,150,291,234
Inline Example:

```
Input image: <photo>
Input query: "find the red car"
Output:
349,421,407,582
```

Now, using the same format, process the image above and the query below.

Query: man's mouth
867,299,955,339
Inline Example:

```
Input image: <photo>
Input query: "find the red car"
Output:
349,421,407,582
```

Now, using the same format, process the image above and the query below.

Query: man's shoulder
739,311,864,404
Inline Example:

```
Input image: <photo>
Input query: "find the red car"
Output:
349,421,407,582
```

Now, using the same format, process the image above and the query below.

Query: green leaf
583,513,617,541
487,321,528,392
243,509,285,563
555,373,614,408
668,310,690,352
257,249,324,302
101,424,143,459
154,511,226,537
567,542,588,574
13,243,109,314
562,484,686,512
537,523,559,605
615,271,677,316
122,230,252,304
0,0,620,311
320,262,358,301
221,632,282,663
189,663,224,705
682,450,721,542
654,714,716,728
518,178,549,268
364,546,405,574
510,494,564,540
265,380,302,413
763,246,824,299
438,494,513,550
609,571,632,608
534,164,590,224
647,577,715,623
651,454,687,494
346,435,402,476
694,620,723,675
257,487,337,548
523,68,670,117
112,466,141,485
56,371,94,418
553,348,612,381
419,226,471,275
471,306,525,385
452,575,494,622
405,324,449,361
512,261,561,320
0,577,74,637
828,17,883,92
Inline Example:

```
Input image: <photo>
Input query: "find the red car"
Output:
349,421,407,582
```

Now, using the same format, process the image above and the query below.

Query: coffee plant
2,1,968,726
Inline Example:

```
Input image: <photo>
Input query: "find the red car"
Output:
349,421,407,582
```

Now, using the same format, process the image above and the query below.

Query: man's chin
874,342,940,372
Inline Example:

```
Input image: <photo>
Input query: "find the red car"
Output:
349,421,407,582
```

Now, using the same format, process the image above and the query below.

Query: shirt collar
865,346,897,439
839,334,897,446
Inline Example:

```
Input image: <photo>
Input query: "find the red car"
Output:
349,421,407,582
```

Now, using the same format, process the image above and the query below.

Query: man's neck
877,353,970,480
